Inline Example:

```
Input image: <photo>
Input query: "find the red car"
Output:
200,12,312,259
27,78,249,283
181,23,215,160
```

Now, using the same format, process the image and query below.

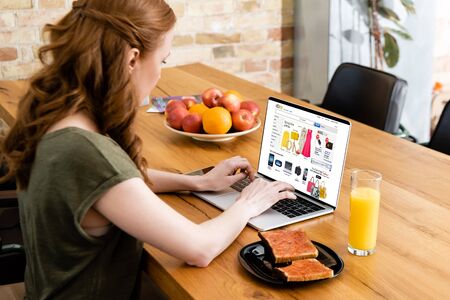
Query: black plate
238,241,344,285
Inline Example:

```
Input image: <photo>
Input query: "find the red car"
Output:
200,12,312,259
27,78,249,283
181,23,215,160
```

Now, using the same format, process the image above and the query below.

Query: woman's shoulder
43,126,114,144
42,126,115,149
39,127,132,166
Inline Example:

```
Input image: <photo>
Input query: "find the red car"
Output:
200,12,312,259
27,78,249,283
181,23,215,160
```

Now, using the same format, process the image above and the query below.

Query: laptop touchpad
194,188,238,210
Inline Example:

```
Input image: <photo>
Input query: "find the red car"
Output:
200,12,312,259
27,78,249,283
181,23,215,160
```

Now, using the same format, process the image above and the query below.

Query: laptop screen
257,97,351,208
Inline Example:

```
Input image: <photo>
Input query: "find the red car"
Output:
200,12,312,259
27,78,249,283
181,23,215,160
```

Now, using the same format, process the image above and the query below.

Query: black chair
428,100,450,155
321,63,408,135
0,163,25,286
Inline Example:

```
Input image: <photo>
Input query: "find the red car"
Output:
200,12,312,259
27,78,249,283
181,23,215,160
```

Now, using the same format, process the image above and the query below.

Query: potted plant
368,0,416,69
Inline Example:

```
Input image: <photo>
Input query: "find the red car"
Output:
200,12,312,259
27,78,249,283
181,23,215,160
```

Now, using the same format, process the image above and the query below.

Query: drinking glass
348,169,382,256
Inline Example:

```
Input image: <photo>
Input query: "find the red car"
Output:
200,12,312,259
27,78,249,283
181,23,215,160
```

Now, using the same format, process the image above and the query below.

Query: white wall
328,0,437,142
328,0,371,78
294,0,330,104
389,0,436,142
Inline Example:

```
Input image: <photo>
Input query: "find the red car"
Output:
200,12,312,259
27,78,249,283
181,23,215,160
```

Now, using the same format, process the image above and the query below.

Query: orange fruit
189,103,209,116
202,107,232,134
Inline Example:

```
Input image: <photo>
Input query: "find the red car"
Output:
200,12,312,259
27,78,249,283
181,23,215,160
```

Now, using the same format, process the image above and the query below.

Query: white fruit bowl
164,118,261,142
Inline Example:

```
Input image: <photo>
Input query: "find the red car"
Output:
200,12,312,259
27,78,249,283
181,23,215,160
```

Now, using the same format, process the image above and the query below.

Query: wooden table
1,64,450,299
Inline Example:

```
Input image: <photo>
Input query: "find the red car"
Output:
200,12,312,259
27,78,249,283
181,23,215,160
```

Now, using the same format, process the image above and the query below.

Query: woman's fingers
203,156,257,191
271,181,295,192
227,157,255,181
238,178,298,217
277,190,297,201
227,171,247,183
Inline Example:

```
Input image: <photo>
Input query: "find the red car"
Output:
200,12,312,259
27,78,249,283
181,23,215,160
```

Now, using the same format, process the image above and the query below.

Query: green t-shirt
18,127,142,299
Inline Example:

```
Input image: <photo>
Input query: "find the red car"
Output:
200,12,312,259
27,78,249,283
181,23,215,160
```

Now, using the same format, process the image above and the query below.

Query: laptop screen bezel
256,96,351,209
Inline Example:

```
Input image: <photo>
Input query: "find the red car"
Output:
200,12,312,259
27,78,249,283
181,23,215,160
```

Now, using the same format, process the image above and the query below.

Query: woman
0,0,295,299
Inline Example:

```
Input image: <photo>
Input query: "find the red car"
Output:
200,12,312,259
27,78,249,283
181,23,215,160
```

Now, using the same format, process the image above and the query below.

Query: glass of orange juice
348,169,382,256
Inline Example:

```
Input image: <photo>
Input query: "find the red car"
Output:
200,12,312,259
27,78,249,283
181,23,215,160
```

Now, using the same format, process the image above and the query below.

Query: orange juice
348,187,380,251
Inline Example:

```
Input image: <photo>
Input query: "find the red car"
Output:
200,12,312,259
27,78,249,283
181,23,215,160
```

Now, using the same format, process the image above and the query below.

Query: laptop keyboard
272,197,324,218
230,177,251,192
230,179,325,218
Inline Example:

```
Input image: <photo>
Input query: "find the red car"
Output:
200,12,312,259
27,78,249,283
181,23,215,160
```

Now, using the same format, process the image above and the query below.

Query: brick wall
0,0,64,80
1,1,449,96
0,0,295,94
164,0,295,93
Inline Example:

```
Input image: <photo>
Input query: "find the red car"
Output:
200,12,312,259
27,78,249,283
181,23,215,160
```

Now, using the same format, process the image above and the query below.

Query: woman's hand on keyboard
201,156,255,191
237,178,296,218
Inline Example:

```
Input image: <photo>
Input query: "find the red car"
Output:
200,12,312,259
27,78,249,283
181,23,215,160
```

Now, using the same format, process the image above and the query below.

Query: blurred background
0,0,448,142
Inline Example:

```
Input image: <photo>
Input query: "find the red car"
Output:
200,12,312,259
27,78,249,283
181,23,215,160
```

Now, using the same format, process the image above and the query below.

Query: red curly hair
1,0,176,189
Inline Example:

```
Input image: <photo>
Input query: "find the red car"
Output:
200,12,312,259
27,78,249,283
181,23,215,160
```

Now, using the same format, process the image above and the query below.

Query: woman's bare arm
94,177,294,267
147,156,255,193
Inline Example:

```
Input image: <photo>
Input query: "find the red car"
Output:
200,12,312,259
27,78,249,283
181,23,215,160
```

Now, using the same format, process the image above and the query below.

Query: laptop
190,97,351,231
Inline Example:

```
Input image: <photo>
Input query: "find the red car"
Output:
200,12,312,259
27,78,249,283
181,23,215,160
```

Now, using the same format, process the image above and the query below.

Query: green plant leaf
392,20,408,32
400,0,416,14
384,27,412,40
378,6,400,22
383,32,399,68
377,5,408,31
378,6,408,31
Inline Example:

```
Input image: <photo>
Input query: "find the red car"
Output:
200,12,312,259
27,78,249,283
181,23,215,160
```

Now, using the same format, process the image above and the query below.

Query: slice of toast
258,229,318,263
275,258,334,282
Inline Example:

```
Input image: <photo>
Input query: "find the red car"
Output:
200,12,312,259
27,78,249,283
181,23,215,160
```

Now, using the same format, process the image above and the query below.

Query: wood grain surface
1,64,449,299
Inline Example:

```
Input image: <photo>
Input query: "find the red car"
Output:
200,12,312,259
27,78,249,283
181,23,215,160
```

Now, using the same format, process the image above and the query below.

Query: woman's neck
46,112,99,134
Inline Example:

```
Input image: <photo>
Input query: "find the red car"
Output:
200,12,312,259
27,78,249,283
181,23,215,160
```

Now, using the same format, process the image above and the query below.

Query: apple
224,90,243,101
220,91,241,113
165,100,186,116
202,88,223,108
182,97,197,109
182,113,203,133
232,109,255,131
240,100,260,117
167,107,189,130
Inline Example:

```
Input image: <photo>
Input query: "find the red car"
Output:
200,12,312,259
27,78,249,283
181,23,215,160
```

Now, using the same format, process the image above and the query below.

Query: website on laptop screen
258,98,351,208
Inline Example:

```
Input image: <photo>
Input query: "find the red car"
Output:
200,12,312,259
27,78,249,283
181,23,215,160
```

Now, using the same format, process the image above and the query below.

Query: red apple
167,107,189,130
182,97,197,109
224,90,243,101
202,88,223,108
165,100,187,116
232,109,255,131
220,91,241,113
240,100,260,117
182,113,202,133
